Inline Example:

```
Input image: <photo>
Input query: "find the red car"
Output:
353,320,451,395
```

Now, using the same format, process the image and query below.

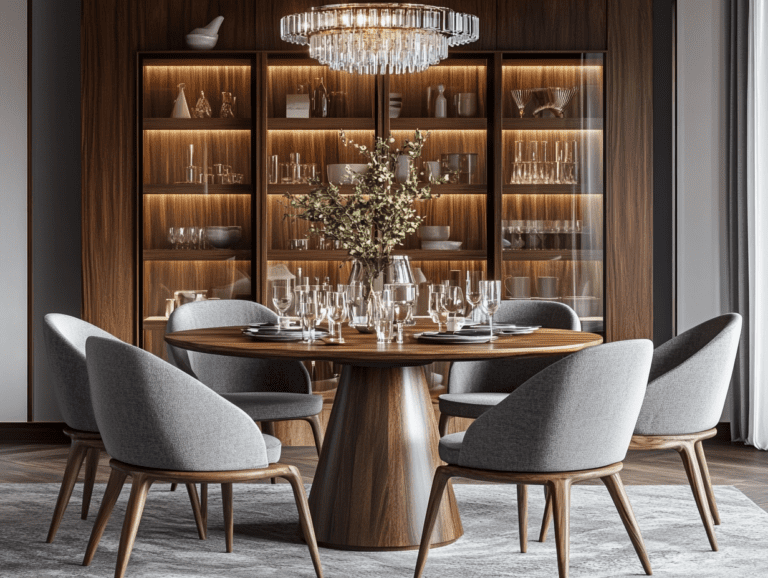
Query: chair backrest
458,340,654,473
446,300,582,395
166,300,311,395
86,336,270,472
634,313,742,435
42,314,120,432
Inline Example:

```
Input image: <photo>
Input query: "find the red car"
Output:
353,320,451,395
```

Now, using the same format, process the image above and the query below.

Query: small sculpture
193,91,212,118
171,83,191,118
185,16,224,50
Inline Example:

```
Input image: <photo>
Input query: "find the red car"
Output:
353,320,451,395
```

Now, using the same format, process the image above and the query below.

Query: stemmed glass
511,89,532,118
272,281,293,328
440,286,465,330
428,284,448,332
310,286,329,340
168,227,179,249
479,280,502,338
387,284,417,344
296,289,318,343
327,291,348,343
465,271,484,322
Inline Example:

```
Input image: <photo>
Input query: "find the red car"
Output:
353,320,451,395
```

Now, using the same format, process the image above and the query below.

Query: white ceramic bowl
327,164,369,185
421,240,463,250
418,225,451,241
205,225,242,248
185,34,218,50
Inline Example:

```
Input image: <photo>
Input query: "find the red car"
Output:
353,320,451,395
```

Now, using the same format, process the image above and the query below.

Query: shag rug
0,483,766,577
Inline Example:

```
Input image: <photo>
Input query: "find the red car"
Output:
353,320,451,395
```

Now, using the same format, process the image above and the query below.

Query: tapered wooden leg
262,422,277,484
170,483,178,492
281,466,324,578
81,447,101,520
114,474,153,578
221,483,234,553
185,483,206,540
200,483,208,533
83,468,128,565
304,415,325,456
601,473,653,575
677,442,718,551
539,485,553,543
414,467,452,578
695,440,720,525
550,480,571,578
517,484,529,553
438,413,450,437
46,441,88,542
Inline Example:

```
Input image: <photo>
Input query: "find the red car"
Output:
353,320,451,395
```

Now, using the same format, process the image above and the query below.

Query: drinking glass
269,155,279,184
272,281,294,327
188,226,200,250
428,285,449,332
346,283,368,327
479,280,502,337
327,291,348,342
280,163,293,184
296,289,318,343
440,286,465,326
177,226,189,249
167,227,179,249
466,271,484,321
371,290,395,343
310,285,329,338
386,283,417,343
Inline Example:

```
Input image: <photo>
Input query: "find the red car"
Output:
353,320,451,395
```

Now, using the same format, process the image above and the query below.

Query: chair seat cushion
221,392,323,421
262,433,282,464
439,393,509,419
439,432,466,464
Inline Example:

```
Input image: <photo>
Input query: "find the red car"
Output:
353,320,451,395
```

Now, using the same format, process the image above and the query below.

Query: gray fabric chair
415,340,654,578
82,336,323,578
166,300,324,453
42,314,201,543
438,300,582,436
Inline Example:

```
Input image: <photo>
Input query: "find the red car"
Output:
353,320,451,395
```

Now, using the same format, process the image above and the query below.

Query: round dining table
166,321,603,551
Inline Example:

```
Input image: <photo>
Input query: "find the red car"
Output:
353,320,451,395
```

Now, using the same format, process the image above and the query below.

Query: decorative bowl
418,225,451,241
421,240,463,250
185,34,218,50
327,163,369,185
205,225,242,249
389,107,402,118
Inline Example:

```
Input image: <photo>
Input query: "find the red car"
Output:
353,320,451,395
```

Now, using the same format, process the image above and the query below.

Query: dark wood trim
0,423,69,444
136,52,144,347
489,53,503,281
256,53,268,305
27,0,34,422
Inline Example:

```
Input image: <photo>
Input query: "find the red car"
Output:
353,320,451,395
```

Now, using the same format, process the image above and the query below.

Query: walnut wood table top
165,323,603,366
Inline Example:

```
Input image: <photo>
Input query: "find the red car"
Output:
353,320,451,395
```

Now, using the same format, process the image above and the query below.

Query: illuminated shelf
503,118,603,130
143,249,251,261
268,249,487,262
502,185,598,195
143,118,252,130
267,118,375,130
143,184,252,195
390,118,487,130
503,250,602,261
269,184,487,195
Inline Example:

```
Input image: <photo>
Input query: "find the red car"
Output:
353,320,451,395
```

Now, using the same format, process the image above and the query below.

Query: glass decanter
193,91,211,118
220,92,236,118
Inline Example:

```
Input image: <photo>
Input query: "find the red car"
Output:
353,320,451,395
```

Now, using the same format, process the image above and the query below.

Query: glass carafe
193,91,211,118
220,92,236,118
312,77,329,118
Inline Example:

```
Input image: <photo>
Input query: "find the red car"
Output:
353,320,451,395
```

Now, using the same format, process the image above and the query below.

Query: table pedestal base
308,364,464,551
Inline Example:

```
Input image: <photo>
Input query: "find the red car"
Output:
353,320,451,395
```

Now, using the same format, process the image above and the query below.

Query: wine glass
311,287,329,340
479,280,502,337
272,281,293,328
511,89,532,118
439,286,465,331
296,289,318,343
465,271,484,322
327,291,348,342
167,227,179,249
428,285,448,332
386,284,417,344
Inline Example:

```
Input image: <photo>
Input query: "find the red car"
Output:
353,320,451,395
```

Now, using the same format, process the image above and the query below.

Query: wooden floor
1,428,766,512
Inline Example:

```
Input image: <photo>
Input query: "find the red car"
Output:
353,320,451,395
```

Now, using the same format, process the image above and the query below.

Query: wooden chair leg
185,483,206,540
550,480,571,578
114,474,153,578
83,468,127,566
281,465,324,578
414,467,452,578
81,447,101,520
695,440,721,525
170,483,178,491
438,413,450,437
221,483,234,553
262,422,278,484
517,484,528,553
46,440,88,543
677,441,718,551
601,473,653,575
304,415,325,456
200,483,208,533
539,485,553,543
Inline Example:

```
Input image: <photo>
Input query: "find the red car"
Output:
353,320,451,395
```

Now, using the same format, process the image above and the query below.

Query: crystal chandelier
280,3,480,74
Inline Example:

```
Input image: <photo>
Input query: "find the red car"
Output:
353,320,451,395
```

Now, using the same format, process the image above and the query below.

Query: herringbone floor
1,429,766,511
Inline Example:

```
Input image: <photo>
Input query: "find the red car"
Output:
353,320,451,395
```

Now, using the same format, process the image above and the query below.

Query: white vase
171,83,191,118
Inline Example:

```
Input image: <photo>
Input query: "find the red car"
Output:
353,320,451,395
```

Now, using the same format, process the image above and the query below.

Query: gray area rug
0,483,766,577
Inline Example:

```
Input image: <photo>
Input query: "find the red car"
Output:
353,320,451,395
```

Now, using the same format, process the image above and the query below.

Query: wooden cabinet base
308,364,464,550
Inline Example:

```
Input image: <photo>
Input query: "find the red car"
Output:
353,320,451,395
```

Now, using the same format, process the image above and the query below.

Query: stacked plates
415,331,494,345
472,323,540,336
242,323,328,342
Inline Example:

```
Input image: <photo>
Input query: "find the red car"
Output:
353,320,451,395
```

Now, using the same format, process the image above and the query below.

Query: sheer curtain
729,0,768,449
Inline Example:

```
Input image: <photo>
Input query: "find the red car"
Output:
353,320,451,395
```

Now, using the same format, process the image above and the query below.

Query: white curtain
747,0,768,449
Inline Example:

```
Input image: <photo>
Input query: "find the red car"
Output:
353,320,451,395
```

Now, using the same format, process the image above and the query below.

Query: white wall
0,0,29,421
676,0,731,418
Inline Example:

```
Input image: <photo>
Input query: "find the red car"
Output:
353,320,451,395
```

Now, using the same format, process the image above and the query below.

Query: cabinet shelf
143,184,252,195
143,316,169,330
267,118,375,130
269,183,487,195
503,250,602,261
143,118,252,130
268,249,487,262
502,118,603,130
143,249,251,261
503,185,598,195
389,118,487,131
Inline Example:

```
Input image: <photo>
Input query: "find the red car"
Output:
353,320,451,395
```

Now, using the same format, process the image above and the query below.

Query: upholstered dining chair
166,300,323,453
438,300,581,436
415,340,654,578
82,336,324,578
540,313,742,553
42,314,203,543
